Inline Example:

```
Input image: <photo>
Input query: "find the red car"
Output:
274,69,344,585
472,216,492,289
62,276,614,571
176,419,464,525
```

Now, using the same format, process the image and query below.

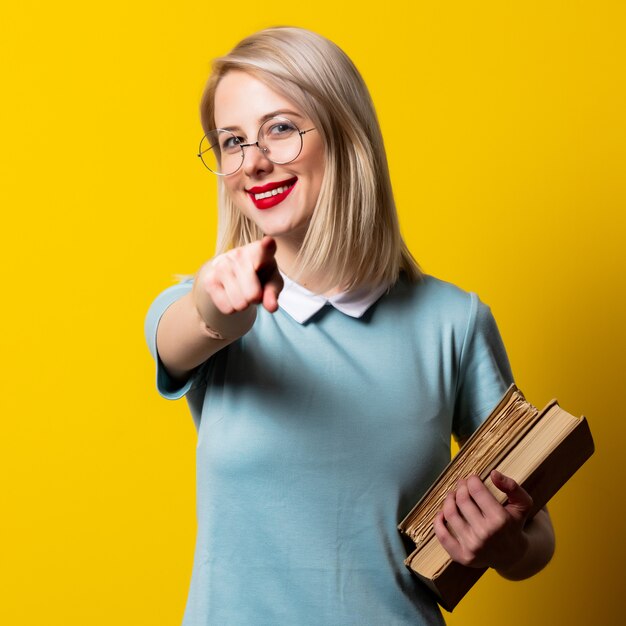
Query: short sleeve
144,279,199,400
452,293,514,441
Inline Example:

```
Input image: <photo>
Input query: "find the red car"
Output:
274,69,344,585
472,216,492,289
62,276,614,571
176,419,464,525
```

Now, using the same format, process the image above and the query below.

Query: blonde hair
200,27,420,291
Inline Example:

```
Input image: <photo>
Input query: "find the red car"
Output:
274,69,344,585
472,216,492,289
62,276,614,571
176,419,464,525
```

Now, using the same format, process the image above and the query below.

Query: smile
246,177,298,210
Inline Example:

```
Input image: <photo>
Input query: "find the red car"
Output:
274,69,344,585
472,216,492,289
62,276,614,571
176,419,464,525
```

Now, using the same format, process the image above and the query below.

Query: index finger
253,236,277,273
465,475,508,519
490,470,534,514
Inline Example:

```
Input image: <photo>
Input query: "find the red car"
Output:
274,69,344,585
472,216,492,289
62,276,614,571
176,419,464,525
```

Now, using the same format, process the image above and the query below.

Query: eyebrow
219,110,305,132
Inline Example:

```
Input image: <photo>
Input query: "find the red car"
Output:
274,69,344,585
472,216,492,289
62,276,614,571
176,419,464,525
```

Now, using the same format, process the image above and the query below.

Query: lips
246,177,298,210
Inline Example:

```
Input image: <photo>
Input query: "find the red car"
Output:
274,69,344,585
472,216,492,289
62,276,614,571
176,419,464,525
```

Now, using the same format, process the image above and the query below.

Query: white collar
278,272,389,324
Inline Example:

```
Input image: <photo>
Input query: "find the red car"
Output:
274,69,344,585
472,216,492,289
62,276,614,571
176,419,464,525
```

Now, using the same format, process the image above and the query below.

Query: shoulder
145,278,194,322
391,273,472,303
385,274,481,325
144,279,194,357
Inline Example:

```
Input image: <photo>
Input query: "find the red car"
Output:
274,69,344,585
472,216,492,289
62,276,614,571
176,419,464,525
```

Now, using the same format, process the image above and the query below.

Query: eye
221,135,244,152
267,121,297,137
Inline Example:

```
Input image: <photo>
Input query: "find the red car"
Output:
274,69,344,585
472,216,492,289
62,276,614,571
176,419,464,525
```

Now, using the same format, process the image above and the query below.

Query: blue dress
145,275,513,625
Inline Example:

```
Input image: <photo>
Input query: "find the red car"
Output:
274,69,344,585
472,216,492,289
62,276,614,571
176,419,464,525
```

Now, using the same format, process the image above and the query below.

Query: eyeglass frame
197,116,316,176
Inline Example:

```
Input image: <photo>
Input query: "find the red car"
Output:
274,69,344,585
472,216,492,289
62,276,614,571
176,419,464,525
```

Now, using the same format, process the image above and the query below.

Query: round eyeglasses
197,116,316,176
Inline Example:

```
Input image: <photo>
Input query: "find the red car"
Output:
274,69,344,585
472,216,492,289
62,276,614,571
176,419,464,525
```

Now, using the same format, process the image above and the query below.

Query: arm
433,468,555,581
156,236,283,381
445,297,554,579
496,503,555,581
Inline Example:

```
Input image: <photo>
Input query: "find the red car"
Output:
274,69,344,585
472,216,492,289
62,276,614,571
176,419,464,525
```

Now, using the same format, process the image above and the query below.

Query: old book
398,385,594,612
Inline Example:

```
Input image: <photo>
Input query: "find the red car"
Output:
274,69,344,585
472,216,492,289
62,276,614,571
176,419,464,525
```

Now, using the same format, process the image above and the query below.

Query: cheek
222,179,246,209
222,178,237,196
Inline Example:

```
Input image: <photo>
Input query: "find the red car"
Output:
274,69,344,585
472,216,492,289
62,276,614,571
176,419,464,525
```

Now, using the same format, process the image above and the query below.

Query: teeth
253,182,294,201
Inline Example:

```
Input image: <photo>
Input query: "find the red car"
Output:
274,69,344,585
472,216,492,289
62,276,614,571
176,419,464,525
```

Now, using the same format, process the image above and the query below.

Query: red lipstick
246,177,297,210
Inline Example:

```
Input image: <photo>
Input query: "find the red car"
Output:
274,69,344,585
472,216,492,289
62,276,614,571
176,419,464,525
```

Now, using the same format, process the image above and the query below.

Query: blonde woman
146,27,555,625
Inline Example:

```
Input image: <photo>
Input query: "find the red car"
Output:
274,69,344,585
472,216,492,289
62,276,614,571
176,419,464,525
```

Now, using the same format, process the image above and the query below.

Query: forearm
156,291,255,380
496,507,555,581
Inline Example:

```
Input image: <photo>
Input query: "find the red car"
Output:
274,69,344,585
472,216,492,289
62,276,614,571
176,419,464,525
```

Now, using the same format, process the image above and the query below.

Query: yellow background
1,1,624,624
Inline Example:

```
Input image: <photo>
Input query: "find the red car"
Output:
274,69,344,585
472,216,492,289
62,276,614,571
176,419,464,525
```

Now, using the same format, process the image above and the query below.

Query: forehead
213,70,303,129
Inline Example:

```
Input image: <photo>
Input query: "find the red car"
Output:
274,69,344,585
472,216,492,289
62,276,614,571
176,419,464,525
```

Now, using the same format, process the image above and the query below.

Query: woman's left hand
433,470,533,571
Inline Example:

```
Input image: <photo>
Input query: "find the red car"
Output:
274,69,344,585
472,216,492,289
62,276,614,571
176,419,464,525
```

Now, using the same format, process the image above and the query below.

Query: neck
275,236,341,296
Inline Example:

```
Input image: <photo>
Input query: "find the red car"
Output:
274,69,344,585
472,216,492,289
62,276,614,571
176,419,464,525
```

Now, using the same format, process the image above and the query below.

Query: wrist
192,296,257,342
494,531,530,578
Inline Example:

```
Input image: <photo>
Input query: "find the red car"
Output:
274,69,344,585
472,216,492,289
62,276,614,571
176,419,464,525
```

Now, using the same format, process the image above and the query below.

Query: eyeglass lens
198,117,304,175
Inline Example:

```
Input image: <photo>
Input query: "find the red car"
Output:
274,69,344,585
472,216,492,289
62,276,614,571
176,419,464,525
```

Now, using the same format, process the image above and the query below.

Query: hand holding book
398,385,594,610
433,471,534,571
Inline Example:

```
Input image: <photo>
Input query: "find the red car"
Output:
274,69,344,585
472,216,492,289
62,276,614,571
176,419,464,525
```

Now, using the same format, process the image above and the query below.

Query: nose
241,142,273,177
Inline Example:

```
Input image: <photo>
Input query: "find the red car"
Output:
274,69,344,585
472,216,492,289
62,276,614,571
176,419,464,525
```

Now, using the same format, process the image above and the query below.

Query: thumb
491,470,533,522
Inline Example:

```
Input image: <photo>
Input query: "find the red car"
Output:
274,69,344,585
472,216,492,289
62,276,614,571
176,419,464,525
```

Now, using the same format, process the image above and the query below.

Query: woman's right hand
192,236,284,337
156,237,283,379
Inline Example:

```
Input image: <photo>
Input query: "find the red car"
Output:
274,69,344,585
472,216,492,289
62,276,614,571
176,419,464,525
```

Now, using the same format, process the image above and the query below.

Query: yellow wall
1,2,623,624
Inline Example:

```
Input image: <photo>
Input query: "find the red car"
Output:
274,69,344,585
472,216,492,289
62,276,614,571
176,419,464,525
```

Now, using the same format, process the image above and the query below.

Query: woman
146,27,555,625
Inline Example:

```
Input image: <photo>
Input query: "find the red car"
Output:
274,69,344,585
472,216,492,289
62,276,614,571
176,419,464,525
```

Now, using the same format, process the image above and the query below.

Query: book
398,385,594,612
